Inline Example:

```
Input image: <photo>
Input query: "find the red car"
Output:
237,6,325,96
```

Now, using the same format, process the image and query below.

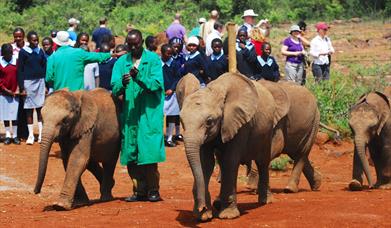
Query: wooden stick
226,22,237,73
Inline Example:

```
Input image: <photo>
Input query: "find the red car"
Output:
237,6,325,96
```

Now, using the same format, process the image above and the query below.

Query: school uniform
17,46,46,109
205,51,228,81
182,51,207,85
236,40,256,78
162,57,181,116
0,56,19,121
248,51,280,81
98,57,117,91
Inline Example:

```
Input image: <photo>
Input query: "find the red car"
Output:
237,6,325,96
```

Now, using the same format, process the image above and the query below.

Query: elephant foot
218,206,240,219
310,172,322,191
193,207,213,222
52,201,72,211
212,198,221,211
284,183,299,193
259,191,273,205
376,183,391,190
348,179,363,191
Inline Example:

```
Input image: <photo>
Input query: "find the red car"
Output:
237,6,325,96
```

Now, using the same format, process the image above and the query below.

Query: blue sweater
182,52,207,84
205,53,228,81
17,47,46,90
98,58,117,91
162,58,182,91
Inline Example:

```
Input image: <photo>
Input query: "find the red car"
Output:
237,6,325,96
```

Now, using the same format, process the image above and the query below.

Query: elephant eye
206,117,214,127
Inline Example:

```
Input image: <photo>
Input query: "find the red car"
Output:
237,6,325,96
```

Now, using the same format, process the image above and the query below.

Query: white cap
242,9,258,18
289,25,301,33
187,36,199,46
68,18,80,25
53,31,76,46
199,17,207,23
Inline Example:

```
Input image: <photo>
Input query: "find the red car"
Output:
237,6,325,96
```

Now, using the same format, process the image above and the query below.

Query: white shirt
310,35,335,65
205,29,222,56
11,42,29,58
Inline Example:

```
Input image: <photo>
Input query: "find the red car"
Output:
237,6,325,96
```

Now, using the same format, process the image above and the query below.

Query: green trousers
127,163,160,196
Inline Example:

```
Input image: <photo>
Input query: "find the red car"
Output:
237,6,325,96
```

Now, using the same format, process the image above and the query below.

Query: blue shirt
205,52,228,80
182,51,206,83
92,27,113,49
98,57,117,91
162,57,181,91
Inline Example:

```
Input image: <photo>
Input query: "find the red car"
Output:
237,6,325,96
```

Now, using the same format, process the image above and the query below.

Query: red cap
315,22,330,31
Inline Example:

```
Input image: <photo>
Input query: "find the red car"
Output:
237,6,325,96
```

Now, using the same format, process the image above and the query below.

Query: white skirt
164,92,180,116
24,78,45,109
0,95,19,121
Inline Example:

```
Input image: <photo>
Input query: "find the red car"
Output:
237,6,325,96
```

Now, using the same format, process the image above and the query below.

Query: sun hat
315,22,330,31
53,31,76,46
242,9,258,18
289,25,301,33
187,36,199,46
198,17,207,23
68,18,80,25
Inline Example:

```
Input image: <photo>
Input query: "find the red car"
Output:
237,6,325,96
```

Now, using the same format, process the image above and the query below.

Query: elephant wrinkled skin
348,88,391,191
34,88,121,210
179,73,276,221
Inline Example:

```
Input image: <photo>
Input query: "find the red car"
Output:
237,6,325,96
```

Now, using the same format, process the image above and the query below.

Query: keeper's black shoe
12,137,21,145
148,191,162,202
124,194,148,202
4,137,11,145
174,134,183,142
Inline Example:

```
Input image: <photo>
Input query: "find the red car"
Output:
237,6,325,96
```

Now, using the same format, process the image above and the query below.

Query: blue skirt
24,78,45,109
0,95,19,121
164,93,180,116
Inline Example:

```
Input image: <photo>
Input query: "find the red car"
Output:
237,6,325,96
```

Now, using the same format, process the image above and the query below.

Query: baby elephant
349,88,391,191
34,88,121,210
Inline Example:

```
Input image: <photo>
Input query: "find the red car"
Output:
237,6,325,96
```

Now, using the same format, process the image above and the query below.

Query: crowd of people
0,9,335,202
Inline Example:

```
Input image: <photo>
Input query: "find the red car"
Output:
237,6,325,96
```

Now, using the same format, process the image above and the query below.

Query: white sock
175,125,181,136
167,123,175,142
5,126,11,138
12,125,18,138
28,124,34,138
38,122,43,138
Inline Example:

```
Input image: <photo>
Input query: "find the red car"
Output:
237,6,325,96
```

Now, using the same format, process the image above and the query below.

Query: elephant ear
373,91,391,135
176,73,200,109
208,73,258,143
258,80,290,127
70,91,98,139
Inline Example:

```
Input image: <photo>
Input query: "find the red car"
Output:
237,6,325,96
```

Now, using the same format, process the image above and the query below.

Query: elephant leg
284,156,306,193
60,144,89,204
217,147,240,219
54,135,92,210
246,160,259,191
87,160,104,185
198,146,215,220
302,157,322,191
256,160,272,204
100,159,117,201
349,148,365,191
371,142,391,189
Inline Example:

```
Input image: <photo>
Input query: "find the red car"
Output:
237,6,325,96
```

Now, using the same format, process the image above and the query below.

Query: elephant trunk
34,126,56,194
354,136,374,188
183,137,206,213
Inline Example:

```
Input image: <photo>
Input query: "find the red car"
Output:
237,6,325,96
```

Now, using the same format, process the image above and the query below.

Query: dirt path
0,140,390,227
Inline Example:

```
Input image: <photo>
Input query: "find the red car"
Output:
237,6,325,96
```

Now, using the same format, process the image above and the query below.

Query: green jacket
46,46,111,91
111,49,166,165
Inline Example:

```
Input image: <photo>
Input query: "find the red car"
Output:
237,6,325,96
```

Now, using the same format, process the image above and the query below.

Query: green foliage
270,155,292,171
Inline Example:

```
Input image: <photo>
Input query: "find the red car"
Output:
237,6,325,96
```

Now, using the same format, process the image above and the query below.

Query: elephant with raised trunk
34,88,121,210
246,80,321,193
179,72,277,221
348,88,391,191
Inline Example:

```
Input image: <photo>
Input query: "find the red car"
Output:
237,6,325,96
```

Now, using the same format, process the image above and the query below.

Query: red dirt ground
1,139,390,227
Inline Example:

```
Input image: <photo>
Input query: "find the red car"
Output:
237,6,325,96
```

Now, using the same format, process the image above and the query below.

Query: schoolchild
161,44,182,147
41,37,54,59
182,36,207,86
17,31,47,145
169,37,185,66
145,36,158,52
205,38,228,81
0,44,20,145
98,42,117,91
12,27,29,57
236,27,256,79
250,42,280,81
74,32,90,48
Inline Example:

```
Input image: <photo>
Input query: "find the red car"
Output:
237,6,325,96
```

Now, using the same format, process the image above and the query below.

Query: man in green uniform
46,31,124,91
111,29,165,202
